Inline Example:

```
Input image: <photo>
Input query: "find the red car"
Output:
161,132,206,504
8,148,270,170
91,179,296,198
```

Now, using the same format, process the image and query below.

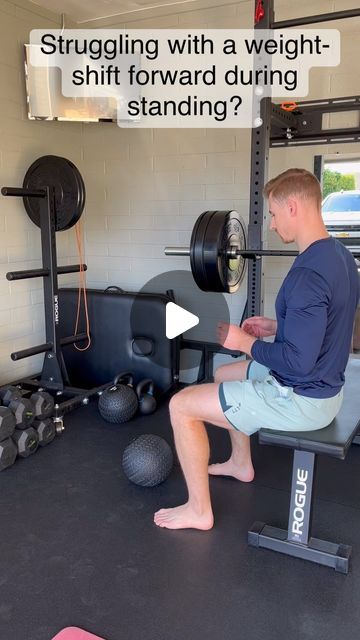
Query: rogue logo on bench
54,295,59,324
291,468,308,537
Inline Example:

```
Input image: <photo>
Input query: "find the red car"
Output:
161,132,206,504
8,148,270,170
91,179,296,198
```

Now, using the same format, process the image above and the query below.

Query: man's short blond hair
264,168,322,208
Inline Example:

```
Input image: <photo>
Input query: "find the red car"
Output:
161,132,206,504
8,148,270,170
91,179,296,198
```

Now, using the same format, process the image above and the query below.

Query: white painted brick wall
1,0,360,385
0,0,82,383
78,7,250,382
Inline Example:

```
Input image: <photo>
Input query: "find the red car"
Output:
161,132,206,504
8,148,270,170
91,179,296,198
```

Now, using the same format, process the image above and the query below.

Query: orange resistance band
280,101,298,112
73,219,91,351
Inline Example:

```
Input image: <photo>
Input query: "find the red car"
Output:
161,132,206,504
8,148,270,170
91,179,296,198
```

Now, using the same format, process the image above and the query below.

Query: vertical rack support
246,0,274,318
38,187,68,390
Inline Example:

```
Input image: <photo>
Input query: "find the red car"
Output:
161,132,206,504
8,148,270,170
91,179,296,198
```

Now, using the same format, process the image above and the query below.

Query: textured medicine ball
122,434,173,487
98,380,138,424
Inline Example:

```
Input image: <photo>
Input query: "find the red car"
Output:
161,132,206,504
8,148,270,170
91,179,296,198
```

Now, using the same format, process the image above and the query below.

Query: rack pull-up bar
272,8,360,29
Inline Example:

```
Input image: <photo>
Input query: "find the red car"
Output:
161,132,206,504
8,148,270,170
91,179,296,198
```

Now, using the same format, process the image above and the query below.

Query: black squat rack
1,155,110,432
165,2,360,381
248,0,360,318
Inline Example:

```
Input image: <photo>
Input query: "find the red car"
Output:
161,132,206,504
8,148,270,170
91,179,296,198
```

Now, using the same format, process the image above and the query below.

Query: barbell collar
165,247,191,256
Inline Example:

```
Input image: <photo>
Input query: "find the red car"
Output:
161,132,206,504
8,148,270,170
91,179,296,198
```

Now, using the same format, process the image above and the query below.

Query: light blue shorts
218,361,343,436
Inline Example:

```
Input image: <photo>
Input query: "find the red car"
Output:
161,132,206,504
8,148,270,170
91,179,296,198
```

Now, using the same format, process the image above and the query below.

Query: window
322,192,360,213
315,155,360,241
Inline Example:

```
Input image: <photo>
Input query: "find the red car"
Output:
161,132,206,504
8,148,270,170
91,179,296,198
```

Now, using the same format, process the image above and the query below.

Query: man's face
268,194,295,244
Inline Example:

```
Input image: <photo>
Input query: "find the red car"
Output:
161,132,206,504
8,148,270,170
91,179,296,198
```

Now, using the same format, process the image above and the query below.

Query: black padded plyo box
58,288,179,395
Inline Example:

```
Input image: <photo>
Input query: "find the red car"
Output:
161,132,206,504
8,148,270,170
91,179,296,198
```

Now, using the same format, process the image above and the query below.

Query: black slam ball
122,434,174,487
98,383,138,424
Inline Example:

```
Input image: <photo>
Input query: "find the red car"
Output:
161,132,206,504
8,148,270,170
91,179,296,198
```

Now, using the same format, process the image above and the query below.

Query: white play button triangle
166,302,199,339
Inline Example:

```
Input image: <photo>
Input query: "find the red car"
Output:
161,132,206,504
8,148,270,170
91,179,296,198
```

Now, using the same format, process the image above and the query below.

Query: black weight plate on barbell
190,210,216,292
202,210,223,291
191,210,247,293
23,155,85,231
196,210,217,291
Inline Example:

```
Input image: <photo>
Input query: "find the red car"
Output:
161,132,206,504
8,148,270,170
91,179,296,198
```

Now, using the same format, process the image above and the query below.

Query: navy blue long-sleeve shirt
251,237,360,398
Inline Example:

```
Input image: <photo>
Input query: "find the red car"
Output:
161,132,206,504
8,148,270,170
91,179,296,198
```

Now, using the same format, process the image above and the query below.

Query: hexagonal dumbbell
12,427,39,458
0,438,17,470
0,406,16,440
34,419,56,446
8,397,35,430
30,391,54,420
0,385,22,407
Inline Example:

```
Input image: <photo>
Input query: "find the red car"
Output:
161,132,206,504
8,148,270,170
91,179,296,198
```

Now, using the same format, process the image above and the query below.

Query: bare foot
154,503,214,530
208,458,255,482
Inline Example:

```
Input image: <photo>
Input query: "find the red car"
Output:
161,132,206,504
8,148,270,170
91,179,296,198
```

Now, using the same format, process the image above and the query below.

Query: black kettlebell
136,379,157,415
98,372,138,424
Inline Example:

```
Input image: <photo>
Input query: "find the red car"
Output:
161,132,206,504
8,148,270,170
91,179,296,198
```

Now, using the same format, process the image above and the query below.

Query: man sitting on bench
154,168,360,532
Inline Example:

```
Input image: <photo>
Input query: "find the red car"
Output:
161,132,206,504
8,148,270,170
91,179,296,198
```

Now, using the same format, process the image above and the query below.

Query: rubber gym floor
1,394,360,640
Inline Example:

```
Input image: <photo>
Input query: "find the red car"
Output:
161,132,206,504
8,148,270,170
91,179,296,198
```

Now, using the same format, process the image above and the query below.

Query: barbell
165,210,297,293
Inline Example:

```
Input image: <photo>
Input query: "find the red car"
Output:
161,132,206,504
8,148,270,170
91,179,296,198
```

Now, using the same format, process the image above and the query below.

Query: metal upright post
313,155,323,183
247,0,274,318
39,186,68,390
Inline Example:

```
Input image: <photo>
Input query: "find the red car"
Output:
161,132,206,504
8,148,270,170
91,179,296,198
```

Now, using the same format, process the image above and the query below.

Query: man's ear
287,197,298,217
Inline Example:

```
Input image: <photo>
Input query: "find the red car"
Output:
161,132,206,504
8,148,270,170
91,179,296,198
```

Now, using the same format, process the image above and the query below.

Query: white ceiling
28,0,204,23
27,0,360,29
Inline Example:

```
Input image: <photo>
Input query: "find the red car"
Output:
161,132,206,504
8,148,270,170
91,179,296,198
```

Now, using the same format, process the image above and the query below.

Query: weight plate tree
23,155,85,231
0,155,105,422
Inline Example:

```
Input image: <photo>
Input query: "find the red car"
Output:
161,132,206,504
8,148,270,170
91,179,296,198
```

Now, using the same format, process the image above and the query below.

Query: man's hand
217,322,256,356
241,316,277,338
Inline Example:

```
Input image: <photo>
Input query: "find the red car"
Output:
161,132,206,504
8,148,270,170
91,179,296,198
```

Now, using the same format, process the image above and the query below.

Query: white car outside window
322,191,360,243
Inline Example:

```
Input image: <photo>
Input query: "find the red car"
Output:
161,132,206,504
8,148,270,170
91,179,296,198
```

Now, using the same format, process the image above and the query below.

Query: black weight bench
248,358,360,574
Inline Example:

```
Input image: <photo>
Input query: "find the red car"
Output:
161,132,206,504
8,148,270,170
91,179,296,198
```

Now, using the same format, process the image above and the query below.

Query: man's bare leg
208,360,254,482
154,383,233,531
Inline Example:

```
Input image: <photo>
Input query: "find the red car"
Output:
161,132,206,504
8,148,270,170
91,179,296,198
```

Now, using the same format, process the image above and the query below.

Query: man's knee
214,365,227,383
169,385,204,423
169,393,179,418
169,388,188,418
